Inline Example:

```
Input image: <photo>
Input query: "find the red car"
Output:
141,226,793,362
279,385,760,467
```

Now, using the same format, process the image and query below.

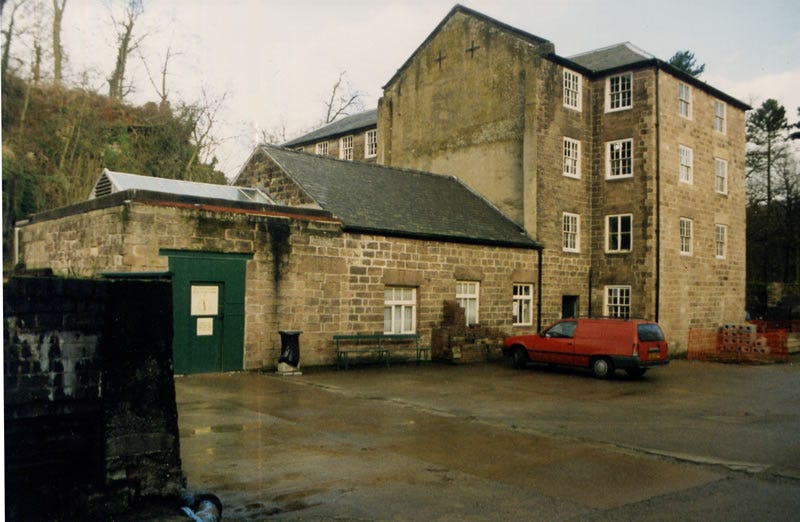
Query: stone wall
19,200,540,369
529,58,593,323
235,148,317,205
293,128,377,163
379,9,555,226
375,8,747,353
4,276,184,519
655,72,748,351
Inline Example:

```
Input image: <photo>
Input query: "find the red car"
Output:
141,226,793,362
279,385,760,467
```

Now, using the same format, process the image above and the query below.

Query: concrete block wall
4,276,184,520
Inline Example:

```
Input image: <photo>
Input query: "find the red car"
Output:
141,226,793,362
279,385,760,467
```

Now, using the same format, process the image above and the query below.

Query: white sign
191,285,219,316
196,317,214,336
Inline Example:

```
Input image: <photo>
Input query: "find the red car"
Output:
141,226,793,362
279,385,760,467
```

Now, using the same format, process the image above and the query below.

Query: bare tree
258,118,289,145
51,0,65,84
107,0,144,100
181,86,226,176
139,42,178,109
1,0,25,83
323,70,363,124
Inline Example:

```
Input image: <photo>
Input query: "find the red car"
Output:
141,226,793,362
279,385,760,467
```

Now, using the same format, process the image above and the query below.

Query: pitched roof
384,4,553,89
568,42,655,72
259,144,539,249
282,109,377,147
558,41,749,110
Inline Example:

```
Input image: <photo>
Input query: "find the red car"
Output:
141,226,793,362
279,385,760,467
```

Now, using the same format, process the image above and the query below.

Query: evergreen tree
668,50,705,77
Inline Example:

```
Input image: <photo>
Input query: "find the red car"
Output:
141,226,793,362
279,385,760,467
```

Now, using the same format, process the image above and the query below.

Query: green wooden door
162,250,252,374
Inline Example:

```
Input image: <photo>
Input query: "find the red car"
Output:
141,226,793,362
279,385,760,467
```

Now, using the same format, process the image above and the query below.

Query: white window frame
315,142,328,156
606,139,633,179
679,145,693,184
384,287,417,334
606,72,633,112
456,281,480,326
715,158,728,194
339,135,354,160
562,212,580,253
678,82,692,118
715,224,727,259
365,129,378,158
512,284,533,326
563,137,581,178
563,69,582,111
714,100,727,133
606,214,633,253
680,217,693,256
605,285,631,319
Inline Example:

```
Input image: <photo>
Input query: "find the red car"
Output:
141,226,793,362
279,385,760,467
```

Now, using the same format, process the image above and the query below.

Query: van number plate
648,352,661,360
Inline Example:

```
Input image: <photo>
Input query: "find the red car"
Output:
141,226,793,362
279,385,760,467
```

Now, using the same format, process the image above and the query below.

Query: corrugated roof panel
90,169,274,204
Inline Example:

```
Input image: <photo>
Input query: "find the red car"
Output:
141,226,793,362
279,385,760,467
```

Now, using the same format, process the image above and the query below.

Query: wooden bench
333,333,430,369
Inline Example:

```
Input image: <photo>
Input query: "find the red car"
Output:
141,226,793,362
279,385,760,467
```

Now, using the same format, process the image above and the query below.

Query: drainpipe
13,221,28,268
537,247,543,332
588,269,593,317
654,68,662,322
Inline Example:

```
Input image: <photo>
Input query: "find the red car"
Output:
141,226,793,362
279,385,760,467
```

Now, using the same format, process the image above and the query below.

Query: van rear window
638,324,664,342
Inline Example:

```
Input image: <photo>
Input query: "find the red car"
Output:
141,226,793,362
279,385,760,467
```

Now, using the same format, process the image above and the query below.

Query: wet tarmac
175,359,800,520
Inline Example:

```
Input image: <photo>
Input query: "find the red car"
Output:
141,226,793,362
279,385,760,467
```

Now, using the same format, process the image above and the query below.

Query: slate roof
259,145,539,249
282,109,377,148
568,42,654,72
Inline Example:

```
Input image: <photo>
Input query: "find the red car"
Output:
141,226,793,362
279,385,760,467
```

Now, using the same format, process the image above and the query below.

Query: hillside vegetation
2,73,226,266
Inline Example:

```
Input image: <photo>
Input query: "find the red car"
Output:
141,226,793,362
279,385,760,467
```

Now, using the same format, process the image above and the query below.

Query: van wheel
591,357,614,379
512,347,529,369
626,368,647,379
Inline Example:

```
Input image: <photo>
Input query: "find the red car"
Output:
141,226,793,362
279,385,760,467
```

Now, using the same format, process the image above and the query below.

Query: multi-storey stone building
283,109,378,163
15,5,748,370
376,5,748,351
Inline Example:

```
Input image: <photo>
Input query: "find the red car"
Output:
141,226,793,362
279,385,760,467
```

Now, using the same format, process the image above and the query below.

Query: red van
503,318,669,378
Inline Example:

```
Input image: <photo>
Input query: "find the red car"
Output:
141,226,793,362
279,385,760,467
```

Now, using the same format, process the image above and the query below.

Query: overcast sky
51,0,800,178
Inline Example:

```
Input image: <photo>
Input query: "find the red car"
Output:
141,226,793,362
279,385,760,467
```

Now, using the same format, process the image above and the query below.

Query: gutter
537,248,543,332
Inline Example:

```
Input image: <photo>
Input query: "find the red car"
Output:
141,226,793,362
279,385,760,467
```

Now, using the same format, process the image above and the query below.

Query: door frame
161,250,252,374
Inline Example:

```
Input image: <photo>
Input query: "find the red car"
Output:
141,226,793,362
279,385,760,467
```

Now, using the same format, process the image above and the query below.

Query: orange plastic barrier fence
688,324,789,363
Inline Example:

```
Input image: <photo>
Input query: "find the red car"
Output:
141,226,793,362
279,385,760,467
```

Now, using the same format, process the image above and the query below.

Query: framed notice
191,285,219,316
196,317,214,336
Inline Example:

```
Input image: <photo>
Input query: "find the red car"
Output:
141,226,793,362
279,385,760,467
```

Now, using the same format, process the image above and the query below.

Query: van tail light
632,343,639,358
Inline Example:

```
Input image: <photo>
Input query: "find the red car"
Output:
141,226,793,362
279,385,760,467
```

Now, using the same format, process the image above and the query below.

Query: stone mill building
15,5,748,372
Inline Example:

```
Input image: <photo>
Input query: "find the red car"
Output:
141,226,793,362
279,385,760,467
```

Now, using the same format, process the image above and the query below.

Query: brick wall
4,276,184,519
